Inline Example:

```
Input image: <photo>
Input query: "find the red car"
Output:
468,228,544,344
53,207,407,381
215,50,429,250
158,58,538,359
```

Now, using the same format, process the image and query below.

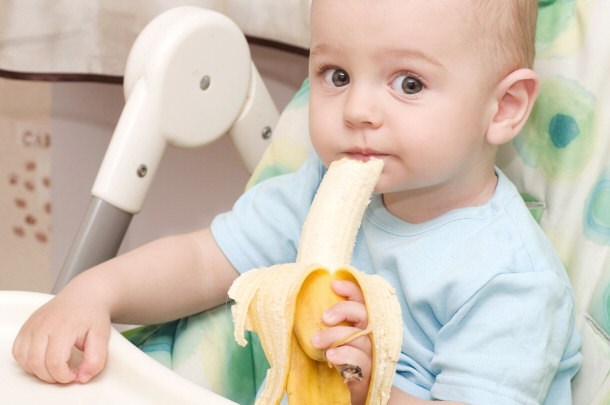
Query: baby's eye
391,74,423,95
324,68,350,87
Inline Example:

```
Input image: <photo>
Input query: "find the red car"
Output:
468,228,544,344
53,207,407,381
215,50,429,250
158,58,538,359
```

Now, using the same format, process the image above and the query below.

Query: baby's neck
382,173,499,224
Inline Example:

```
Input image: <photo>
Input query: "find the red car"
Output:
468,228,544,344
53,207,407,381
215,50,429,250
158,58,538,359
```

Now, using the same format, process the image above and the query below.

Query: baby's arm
12,227,238,384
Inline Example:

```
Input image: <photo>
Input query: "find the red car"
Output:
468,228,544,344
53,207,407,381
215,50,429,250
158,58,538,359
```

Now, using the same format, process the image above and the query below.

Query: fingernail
322,311,335,323
78,372,91,383
311,333,321,347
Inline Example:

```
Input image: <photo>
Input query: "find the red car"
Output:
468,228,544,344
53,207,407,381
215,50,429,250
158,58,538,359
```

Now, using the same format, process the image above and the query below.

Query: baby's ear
486,68,539,145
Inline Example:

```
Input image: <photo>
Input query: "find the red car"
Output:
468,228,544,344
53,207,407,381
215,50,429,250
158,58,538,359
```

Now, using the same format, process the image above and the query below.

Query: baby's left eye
391,74,423,95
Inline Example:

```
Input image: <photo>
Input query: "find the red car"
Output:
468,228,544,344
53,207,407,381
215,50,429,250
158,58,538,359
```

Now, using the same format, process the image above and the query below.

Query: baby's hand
12,291,111,384
312,280,372,405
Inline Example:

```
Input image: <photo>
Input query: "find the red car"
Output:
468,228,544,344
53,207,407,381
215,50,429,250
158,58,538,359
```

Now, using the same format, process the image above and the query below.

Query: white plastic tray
0,290,237,404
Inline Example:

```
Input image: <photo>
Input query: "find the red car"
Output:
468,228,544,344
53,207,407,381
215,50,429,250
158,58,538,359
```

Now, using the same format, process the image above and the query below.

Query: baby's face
308,0,500,197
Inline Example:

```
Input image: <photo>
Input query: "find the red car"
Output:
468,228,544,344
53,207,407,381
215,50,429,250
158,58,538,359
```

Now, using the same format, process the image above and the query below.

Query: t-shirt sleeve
211,151,325,273
428,271,578,405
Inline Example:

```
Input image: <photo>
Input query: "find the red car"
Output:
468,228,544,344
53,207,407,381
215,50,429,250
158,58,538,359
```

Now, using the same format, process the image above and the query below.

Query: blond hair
469,0,538,77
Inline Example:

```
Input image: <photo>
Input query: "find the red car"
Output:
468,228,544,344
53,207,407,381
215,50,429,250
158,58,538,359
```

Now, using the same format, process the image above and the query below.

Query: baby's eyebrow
310,43,340,58
310,43,446,71
380,47,445,69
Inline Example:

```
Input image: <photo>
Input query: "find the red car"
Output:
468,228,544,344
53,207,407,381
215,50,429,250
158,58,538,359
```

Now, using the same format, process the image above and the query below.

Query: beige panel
0,78,52,292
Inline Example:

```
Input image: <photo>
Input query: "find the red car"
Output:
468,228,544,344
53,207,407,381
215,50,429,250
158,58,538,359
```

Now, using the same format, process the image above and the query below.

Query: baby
13,1,581,404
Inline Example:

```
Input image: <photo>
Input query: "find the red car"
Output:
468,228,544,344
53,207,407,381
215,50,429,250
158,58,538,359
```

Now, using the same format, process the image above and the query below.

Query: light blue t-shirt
211,152,582,405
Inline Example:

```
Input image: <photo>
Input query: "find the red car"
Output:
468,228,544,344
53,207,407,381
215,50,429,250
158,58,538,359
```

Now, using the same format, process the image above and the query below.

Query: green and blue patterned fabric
125,1,610,403
501,1,610,403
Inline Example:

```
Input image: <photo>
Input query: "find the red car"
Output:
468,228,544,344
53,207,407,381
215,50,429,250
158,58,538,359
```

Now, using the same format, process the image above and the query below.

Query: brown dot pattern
7,160,51,243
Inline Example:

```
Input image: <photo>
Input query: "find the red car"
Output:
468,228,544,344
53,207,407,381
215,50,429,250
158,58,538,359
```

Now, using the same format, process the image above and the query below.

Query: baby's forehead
311,0,484,31
310,1,477,44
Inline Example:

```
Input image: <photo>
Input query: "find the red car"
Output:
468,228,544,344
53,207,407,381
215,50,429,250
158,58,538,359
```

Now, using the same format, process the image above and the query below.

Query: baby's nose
343,86,382,129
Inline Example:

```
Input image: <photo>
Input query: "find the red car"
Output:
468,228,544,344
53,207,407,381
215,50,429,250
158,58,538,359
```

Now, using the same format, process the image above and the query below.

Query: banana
228,157,402,405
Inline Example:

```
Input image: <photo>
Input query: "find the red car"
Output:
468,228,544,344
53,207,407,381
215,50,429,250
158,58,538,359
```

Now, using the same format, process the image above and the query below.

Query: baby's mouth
344,149,387,162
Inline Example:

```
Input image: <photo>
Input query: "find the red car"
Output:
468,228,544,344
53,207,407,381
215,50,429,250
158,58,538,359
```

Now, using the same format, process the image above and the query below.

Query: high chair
2,2,609,404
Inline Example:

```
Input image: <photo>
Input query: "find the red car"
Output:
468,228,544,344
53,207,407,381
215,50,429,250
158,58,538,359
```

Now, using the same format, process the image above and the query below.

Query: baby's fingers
327,344,373,405
76,328,109,383
331,280,365,303
312,325,371,354
11,333,33,376
325,344,372,382
323,300,368,329
23,333,57,384
45,334,78,384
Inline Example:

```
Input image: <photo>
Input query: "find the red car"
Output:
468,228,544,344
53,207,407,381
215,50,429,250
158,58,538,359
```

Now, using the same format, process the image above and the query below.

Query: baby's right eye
324,69,350,87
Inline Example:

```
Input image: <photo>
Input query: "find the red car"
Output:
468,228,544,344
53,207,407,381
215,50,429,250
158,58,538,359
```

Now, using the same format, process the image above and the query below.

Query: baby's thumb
77,330,108,383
